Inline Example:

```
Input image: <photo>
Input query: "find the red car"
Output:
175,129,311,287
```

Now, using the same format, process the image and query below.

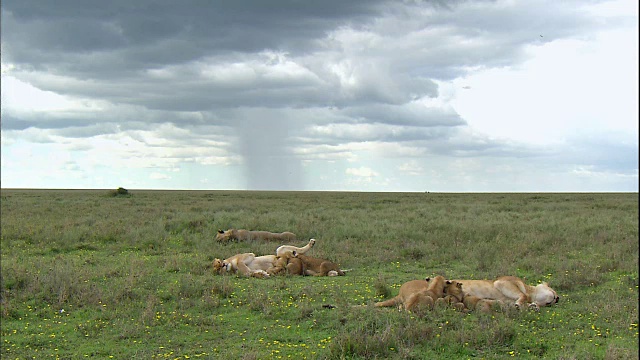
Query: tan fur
374,280,428,309
267,252,305,276
454,276,559,310
437,280,466,311
294,253,345,276
375,276,447,312
276,239,316,257
215,229,297,242
404,276,447,311
212,253,277,278
461,295,504,313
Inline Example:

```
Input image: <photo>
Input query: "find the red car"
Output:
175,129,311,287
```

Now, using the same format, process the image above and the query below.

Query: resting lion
267,251,305,276
215,229,297,242
374,276,448,312
453,276,559,310
293,252,345,276
436,279,467,311
276,239,315,257
212,253,276,278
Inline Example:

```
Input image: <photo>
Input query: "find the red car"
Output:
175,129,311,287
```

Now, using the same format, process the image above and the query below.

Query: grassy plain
0,189,638,359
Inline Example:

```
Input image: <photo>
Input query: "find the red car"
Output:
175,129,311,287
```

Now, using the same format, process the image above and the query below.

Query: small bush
108,187,130,197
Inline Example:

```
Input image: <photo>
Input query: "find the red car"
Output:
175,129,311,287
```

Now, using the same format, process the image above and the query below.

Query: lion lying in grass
293,252,345,276
276,239,315,257
374,276,449,312
212,253,276,278
453,276,559,310
215,229,297,242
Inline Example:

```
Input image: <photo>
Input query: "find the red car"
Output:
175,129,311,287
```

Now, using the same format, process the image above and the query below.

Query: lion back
295,253,343,276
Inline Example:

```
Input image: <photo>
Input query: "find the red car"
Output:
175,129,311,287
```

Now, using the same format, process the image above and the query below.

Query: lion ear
446,280,452,285
218,229,224,234
425,277,431,282
292,250,297,256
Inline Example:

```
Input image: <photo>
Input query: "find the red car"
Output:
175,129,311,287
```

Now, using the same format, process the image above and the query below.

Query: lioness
267,251,305,276
212,253,276,278
215,229,297,242
374,276,447,311
453,276,559,310
276,239,316,257
293,252,345,276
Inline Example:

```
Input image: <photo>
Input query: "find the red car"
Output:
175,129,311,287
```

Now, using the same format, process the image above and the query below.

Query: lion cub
439,279,506,313
294,252,345,276
375,275,447,312
437,280,466,311
267,251,305,276
462,295,505,313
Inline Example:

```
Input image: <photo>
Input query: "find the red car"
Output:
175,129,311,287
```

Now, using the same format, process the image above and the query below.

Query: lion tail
374,296,401,308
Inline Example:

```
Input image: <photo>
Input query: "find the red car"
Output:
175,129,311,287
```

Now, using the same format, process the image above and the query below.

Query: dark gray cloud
2,1,386,73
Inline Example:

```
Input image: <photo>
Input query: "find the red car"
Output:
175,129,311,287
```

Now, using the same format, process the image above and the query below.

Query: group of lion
374,275,559,313
213,231,345,278
212,228,559,313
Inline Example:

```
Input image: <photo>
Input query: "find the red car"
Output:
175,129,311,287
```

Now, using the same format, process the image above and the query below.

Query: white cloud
449,6,638,146
398,161,424,176
346,166,379,178
150,172,170,180
1,75,84,113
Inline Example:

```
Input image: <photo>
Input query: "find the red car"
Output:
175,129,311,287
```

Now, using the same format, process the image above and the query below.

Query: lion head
215,229,234,242
533,282,559,307
444,280,464,303
212,258,227,274
424,276,446,297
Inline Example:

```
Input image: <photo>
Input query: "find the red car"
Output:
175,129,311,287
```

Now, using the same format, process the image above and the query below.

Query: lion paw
528,303,540,311
251,270,270,278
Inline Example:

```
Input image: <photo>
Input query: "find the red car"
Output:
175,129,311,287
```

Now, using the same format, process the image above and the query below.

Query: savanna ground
0,189,638,359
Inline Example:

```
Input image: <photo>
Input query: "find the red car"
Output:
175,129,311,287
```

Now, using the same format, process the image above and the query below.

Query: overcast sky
1,0,638,192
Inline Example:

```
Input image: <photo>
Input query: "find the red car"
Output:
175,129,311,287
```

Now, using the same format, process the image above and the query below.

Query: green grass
1,190,638,359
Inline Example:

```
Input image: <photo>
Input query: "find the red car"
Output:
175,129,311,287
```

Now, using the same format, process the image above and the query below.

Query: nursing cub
374,276,448,312
267,251,305,276
294,252,345,276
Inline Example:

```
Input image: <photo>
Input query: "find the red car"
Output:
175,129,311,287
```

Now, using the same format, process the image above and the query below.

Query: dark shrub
108,187,130,197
